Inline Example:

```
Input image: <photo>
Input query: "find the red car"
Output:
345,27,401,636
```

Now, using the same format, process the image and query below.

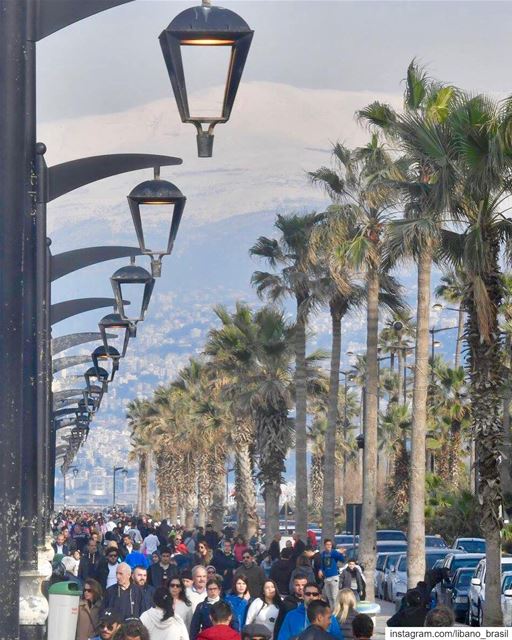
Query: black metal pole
0,0,29,634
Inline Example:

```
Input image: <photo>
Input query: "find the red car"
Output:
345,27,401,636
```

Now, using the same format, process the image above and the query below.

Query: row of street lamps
0,0,254,637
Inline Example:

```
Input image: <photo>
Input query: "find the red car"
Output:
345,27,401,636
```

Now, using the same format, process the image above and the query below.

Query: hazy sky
38,1,512,123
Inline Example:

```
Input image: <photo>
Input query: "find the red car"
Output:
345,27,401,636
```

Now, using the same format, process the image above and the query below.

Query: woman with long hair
168,577,193,631
140,586,189,640
194,541,213,567
333,588,358,640
76,578,103,640
225,575,251,629
245,579,282,636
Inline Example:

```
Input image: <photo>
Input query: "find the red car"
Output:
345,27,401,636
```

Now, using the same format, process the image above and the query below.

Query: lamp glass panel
119,282,145,322
138,203,176,254
180,43,233,119
104,331,127,358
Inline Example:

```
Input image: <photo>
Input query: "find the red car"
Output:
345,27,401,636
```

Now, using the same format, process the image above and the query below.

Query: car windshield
385,554,401,570
377,531,406,541
376,555,386,571
458,540,485,553
398,556,407,571
456,572,473,588
451,557,482,574
426,552,450,569
426,536,447,548
503,575,512,592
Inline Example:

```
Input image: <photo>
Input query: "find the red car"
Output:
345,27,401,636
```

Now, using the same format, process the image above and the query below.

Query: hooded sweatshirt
139,607,190,640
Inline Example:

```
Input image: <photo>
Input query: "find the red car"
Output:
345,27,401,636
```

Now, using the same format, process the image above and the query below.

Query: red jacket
197,625,241,640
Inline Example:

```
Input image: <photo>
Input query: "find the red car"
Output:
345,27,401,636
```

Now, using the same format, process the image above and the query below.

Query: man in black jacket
273,573,308,639
148,547,178,587
270,548,293,595
297,600,337,640
78,539,101,582
103,562,144,621
212,539,238,593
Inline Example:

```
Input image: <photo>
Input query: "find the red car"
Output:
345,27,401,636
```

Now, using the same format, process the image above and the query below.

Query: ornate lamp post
99,312,133,353
127,168,186,277
92,346,121,383
160,1,254,157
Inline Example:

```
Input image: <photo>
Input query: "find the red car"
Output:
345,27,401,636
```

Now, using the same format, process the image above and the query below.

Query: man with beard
212,539,238,593
339,560,366,600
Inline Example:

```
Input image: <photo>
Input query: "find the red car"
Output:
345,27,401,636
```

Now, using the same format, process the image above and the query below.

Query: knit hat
242,624,272,640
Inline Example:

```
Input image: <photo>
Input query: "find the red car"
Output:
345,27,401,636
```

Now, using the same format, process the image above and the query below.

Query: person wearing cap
277,582,342,640
90,608,123,640
241,624,272,640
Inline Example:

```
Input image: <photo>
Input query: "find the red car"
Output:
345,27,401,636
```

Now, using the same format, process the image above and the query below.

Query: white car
501,571,512,626
388,553,407,606
469,557,512,625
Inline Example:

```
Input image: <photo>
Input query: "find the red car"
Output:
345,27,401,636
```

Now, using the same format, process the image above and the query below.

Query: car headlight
454,596,468,603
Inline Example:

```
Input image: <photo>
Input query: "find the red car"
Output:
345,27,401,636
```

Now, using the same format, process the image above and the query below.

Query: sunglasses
101,624,115,631
83,588,92,593
170,583,181,588
305,592,320,597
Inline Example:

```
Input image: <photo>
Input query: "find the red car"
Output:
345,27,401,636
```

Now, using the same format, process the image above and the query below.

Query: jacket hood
143,607,181,630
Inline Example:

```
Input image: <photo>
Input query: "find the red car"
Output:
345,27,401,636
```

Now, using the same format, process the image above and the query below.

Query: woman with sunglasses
194,542,213,567
225,575,251,630
76,578,103,640
245,579,282,637
168,577,193,631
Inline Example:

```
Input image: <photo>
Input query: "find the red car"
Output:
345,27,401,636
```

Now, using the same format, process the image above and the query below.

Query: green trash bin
48,581,81,640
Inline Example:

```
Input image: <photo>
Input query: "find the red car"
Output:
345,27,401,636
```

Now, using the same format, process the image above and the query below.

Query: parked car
468,556,512,625
377,529,407,542
375,553,388,598
389,548,452,606
381,552,404,600
501,571,512,626
452,537,486,554
446,567,475,622
344,541,406,563
335,534,359,548
425,535,447,548
435,553,484,605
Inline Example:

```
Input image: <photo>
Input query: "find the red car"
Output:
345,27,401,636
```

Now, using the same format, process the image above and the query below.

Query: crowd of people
48,510,453,640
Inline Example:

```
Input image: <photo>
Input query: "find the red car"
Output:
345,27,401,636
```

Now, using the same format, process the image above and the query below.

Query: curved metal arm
52,332,116,355
46,154,182,202
51,247,142,282
52,355,91,374
51,297,129,325
35,0,134,42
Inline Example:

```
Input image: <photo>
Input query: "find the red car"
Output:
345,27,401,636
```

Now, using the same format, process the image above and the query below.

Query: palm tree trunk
501,334,512,501
408,247,432,588
265,480,280,542
234,440,258,539
210,474,225,532
322,302,343,540
294,306,308,538
466,253,504,625
455,304,464,367
358,267,379,601
139,452,148,514
398,348,405,405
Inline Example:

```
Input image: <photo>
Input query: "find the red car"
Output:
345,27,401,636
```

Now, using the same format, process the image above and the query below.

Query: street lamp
113,466,128,508
127,167,186,277
99,311,133,354
160,0,254,157
92,345,120,383
110,261,155,324
84,366,109,394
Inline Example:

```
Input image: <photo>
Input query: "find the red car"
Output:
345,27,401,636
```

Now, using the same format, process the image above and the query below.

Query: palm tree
127,398,155,514
309,137,400,599
500,274,512,502
358,61,458,588
250,212,325,537
434,269,467,367
440,92,512,624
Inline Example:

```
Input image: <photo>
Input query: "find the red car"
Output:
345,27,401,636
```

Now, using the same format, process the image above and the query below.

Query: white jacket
139,608,189,640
